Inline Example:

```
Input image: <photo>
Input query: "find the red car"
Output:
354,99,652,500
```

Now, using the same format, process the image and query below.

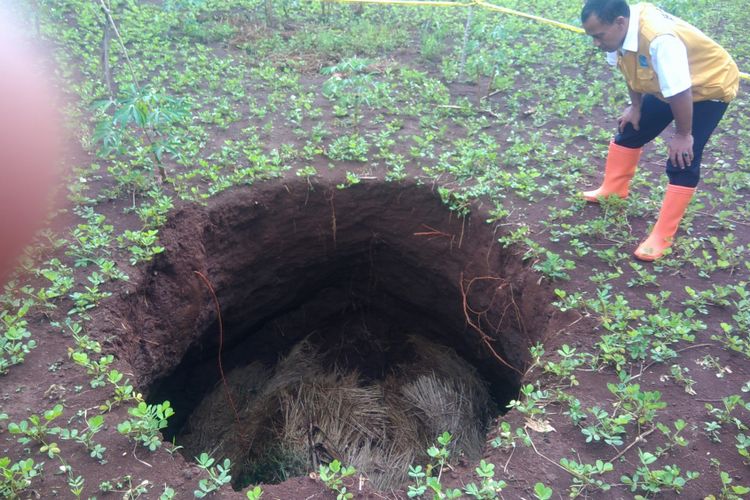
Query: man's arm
650,34,693,168
628,86,643,110
619,85,643,132
667,88,694,168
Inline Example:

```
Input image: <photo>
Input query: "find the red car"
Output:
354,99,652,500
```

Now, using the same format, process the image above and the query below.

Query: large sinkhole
101,180,552,491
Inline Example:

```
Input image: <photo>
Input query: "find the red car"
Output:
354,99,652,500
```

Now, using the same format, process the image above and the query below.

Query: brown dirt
3,12,749,499
5,84,748,500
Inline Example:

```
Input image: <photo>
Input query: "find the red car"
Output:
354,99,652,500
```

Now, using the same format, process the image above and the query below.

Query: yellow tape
473,0,584,33
325,0,472,6
323,0,750,81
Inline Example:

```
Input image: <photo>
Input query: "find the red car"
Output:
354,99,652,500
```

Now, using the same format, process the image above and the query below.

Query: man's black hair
581,0,630,24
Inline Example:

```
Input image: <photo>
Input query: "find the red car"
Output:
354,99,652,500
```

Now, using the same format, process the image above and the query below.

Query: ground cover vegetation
0,0,749,497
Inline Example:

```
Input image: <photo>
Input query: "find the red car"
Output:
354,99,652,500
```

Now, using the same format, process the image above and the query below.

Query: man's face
583,14,629,52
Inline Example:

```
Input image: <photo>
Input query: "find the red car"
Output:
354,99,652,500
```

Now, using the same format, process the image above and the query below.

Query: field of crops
1,0,749,498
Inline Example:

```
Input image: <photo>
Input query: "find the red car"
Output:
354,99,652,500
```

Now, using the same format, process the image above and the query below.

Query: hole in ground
98,180,552,491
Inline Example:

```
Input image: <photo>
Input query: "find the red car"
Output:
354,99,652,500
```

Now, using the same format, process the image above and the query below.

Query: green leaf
533,482,553,500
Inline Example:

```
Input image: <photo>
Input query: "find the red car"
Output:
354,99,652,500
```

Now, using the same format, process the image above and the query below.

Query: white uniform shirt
606,3,692,98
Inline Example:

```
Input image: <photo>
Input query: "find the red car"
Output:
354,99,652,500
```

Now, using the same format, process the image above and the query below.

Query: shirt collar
621,3,641,53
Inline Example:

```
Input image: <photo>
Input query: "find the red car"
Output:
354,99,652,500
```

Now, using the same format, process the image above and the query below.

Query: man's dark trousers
614,93,729,187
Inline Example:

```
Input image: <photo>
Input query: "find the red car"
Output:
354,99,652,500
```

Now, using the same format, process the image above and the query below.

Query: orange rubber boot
583,141,642,202
634,184,696,261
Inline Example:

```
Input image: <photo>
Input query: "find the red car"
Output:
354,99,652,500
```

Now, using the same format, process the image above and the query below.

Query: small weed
408,432,462,499
533,251,576,281
246,485,263,499
580,406,631,446
621,449,699,495
117,401,174,451
327,134,369,162
705,395,749,431
490,421,532,450
607,377,666,429
533,482,553,500
542,344,590,387
119,229,165,265
0,301,36,374
51,414,107,462
194,453,232,498
697,354,733,378
507,384,549,417
463,460,506,498
0,457,42,499
559,457,612,496
705,458,750,500
660,364,696,395
655,419,689,456
318,459,356,500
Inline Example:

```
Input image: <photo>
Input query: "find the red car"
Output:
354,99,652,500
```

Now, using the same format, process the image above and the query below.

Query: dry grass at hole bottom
179,335,491,490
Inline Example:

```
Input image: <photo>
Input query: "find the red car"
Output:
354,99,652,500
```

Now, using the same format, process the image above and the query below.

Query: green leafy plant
93,85,189,182
407,432,463,499
533,482,553,500
119,229,165,265
321,57,388,128
66,207,114,268
712,322,750,358
705,395,749,432
507,384,549,417
161,485,177,500
621,449,698,496
563,397,586,425
655,419,689,456
327,134,369,162
100,369,141,412
0,301,36,374
8,404,64,458
0,457,42,499
117,401,174,451
542,344,590,386
559,457,613,496
626,261,659,287
736,433,750,462
318,459,356,500
194,453,232,498
246,485,263,499
704,463,750,500
51,414,107,461
337,171,363,190
68,473,85,499
407,465,427,498
532,250,576,281
607,379,666,428
69,349,114,388
490,421,532,450
463,460,506,498
580,406,631,446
